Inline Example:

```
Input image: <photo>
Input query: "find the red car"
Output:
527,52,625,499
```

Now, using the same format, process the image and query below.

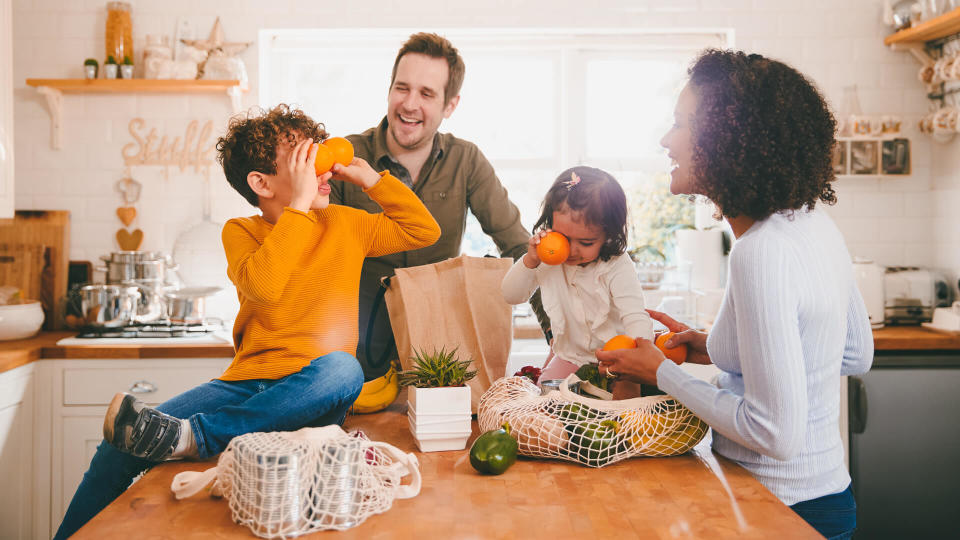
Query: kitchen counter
0,331,236,374
72,392,820,540
871,325,960,351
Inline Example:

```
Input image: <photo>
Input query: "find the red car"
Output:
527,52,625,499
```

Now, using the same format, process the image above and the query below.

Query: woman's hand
330,157,380,190
522,229,550,269
647,309,713,365
595,338,665,385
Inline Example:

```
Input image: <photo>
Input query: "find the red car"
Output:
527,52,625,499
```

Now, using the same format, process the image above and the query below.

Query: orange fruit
655,332,687,364
314,143,335,175
603,334,637,351
536,231,570,265
324,137,354,167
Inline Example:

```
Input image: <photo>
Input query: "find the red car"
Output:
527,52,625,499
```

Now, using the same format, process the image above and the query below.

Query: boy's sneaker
103,392,182,461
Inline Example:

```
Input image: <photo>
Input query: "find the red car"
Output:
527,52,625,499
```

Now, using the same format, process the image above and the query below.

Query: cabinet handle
849,377,868,434
129,380,157,394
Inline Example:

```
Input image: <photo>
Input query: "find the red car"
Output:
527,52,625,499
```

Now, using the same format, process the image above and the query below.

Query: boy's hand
523,230,550,269
287,140,333,212
330,157,381,190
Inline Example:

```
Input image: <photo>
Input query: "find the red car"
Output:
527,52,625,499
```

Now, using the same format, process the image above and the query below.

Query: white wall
11,0,954,291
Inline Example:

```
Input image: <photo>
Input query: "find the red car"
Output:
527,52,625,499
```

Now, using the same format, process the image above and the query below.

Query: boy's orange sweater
219,173,440,381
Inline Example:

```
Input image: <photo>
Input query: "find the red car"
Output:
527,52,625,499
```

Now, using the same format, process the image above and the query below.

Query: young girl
501,166,654,397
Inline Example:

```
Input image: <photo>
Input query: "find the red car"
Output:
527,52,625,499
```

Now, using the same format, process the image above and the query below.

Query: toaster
883,267,952,325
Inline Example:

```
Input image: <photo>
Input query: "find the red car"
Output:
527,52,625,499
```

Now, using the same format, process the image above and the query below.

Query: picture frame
850,140,879,175
832,140,848,175
881,138,910,175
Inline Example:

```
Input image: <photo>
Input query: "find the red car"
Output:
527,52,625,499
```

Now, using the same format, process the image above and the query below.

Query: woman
595,50,873,540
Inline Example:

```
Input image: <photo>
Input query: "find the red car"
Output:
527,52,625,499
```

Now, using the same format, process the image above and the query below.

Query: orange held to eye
536,231,570,265
324,137,354,167
603,334,637,351
655,332,688,364
314,137,355,175
314,144,335,176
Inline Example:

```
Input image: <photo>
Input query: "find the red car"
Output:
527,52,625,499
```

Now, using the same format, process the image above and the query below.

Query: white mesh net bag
478,374,708,468
170,425,421,538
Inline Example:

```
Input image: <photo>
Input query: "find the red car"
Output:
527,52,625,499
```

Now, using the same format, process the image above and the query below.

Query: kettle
852,257,884,329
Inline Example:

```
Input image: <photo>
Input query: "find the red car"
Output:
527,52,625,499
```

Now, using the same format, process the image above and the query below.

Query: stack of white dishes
406,387,472,452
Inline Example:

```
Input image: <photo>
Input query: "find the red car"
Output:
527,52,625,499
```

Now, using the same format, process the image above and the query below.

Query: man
331,32,548,408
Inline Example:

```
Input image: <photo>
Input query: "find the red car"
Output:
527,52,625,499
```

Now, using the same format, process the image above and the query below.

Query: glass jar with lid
105,2,133,65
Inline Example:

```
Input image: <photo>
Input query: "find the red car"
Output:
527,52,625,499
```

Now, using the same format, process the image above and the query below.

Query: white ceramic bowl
0,301,45,341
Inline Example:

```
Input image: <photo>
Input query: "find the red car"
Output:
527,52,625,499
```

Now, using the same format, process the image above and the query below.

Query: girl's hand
647,309,712,365
595,338,664,385
288,140,333,211
330,157,381,190
523,229,550,269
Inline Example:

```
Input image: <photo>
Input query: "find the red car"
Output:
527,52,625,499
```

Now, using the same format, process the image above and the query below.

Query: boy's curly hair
687,49,837,220
216,104,329,207
532,166,628,262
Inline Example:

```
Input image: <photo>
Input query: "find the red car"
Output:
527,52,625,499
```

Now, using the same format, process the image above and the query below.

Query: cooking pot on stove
80,285,143,327
99,251,179,285
164,286,222,324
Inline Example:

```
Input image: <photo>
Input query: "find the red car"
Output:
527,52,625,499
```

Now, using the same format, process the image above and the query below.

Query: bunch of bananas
620,407,708,456
349,365,399,414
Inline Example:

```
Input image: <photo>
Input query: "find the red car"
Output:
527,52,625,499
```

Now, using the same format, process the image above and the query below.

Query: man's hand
647,309,712,365
286,139,332,212
522,229,551,269
330,157,381,190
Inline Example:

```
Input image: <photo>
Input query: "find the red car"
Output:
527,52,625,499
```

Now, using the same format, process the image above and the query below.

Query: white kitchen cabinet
0,363,35,540
0,0,15,218
48,357,231,532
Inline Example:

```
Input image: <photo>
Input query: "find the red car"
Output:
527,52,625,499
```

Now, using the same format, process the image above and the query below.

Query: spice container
105,2,133,66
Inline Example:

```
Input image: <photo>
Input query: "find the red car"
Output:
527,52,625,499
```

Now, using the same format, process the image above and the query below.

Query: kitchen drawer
62,363,226,406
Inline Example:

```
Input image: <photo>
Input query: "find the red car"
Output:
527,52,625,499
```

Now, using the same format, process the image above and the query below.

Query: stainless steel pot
99,251,179,285
80,285,141,327
164,286,222,324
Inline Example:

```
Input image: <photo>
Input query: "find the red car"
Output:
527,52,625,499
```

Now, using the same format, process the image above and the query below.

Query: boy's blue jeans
53,352,363,540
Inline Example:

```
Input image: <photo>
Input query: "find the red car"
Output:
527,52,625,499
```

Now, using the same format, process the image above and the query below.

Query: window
260,28,729,259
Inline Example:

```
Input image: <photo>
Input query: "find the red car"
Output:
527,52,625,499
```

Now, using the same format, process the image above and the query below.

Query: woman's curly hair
687,49,837,220
532,166,628,262
216,104,329,207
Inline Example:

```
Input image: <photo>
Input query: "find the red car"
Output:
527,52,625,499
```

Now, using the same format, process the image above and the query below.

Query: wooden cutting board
0,244,45,302
0,210,70,329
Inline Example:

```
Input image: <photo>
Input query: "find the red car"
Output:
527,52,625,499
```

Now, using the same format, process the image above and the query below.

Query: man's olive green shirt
331,118,548,378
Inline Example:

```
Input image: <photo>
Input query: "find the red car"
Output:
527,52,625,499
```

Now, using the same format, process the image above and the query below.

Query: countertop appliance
883,267,951,325
848,350,960,539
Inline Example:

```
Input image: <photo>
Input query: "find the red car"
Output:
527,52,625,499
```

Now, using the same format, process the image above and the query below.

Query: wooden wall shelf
24,78,246,149
884,7,960,45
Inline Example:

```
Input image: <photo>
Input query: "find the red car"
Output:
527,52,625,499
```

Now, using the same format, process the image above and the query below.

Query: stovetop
74,319,225,339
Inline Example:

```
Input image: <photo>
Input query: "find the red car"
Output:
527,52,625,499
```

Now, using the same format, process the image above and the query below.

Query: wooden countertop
0,331,235,374
872,325,960,351
73,393,820,540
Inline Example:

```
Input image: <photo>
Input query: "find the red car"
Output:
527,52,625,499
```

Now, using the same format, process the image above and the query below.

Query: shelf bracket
890,42,935,67
227,86,242,114
35,86,63,150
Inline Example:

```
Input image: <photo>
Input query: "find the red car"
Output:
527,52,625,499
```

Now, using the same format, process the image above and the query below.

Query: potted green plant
83,58,98,79
104,56,118,79
120,55,134,79
399,347,476,451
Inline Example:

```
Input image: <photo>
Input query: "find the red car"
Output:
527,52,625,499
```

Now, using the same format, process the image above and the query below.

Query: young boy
53,104,441,539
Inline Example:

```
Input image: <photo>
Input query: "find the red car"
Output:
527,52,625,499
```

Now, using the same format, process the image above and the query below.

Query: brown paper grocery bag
384,255,514,411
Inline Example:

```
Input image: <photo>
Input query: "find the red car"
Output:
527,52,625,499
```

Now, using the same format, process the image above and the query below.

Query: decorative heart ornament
116,229,144,250
116,206,137,226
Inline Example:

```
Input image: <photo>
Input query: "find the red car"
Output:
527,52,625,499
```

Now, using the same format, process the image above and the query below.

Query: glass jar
105,2,133,65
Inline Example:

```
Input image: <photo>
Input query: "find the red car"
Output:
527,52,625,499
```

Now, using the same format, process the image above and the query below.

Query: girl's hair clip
564,171,581,190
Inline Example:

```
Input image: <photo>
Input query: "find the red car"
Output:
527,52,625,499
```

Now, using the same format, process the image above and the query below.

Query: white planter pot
407,386,472,452
120,64,134,79
104,64,118,79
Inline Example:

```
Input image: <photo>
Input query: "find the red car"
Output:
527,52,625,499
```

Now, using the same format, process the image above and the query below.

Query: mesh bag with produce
478,374,708,467
170,425,421,538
